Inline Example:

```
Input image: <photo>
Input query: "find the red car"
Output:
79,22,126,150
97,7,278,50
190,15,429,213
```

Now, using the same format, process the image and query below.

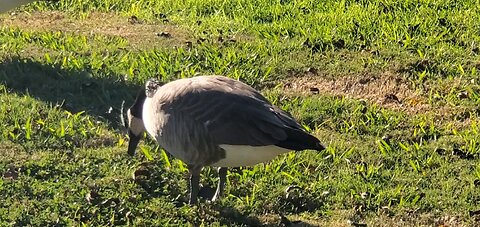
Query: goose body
127,75,324,204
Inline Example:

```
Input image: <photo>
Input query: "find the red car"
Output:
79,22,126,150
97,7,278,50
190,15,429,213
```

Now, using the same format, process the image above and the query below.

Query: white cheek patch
127,110,145,136
212,145,291,167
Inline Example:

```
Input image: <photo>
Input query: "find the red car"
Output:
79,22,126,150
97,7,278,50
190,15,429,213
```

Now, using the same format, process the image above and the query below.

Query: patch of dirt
1,11,192,50
0,142,27,159
0,141,47,164
282,71,459,117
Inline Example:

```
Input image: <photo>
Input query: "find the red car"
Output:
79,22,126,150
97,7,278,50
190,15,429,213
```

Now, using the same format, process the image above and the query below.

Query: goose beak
127,130,141,156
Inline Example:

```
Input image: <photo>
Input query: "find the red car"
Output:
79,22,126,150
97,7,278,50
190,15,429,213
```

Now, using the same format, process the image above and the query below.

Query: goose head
126,79,164,156
126,90,146,156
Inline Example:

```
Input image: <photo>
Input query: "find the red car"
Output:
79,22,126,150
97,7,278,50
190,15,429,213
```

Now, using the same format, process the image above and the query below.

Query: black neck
130,89,146,118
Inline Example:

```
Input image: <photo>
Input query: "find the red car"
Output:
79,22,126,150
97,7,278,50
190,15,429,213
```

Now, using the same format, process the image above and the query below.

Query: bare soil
282,71,464,118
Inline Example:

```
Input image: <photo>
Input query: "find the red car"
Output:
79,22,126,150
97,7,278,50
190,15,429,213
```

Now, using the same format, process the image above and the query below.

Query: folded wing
167,81,323,151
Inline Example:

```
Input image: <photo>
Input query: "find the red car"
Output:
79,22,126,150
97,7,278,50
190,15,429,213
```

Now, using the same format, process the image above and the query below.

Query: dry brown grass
1,11,192,50
284,72,426,112
281,70,474,121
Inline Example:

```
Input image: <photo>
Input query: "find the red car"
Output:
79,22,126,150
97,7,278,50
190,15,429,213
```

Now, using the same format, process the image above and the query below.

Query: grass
1,0,480,226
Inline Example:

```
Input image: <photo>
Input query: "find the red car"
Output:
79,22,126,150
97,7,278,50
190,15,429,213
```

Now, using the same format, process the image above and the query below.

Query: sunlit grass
1,0,480,226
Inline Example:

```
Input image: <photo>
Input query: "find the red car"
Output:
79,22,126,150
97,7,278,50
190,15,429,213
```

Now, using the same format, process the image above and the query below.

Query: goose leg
212,167,227,202
188,165,202,205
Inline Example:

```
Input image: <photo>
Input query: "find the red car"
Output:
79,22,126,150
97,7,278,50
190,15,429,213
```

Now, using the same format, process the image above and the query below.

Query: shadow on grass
130,160,322,226
214,205,319,227
0,57,140,130
214,206,264,226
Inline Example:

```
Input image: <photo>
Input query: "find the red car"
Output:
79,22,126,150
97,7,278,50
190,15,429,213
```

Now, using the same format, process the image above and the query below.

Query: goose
126,75,325,204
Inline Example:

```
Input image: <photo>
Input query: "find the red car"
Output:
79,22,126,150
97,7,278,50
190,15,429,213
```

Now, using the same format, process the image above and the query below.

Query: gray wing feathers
155,76,316,149
149,76,322,166
167,88,298,146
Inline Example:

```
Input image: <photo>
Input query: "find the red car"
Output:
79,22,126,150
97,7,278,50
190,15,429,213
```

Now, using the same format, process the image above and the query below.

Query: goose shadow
132,163,317,227
213,205,318,227
0,57,140,131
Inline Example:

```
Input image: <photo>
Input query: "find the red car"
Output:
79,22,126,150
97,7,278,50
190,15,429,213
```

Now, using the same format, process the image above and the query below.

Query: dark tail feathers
276,128,325,151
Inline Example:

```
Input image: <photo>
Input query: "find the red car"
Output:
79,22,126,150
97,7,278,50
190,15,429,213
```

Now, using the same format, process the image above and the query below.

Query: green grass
2,0,480,226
